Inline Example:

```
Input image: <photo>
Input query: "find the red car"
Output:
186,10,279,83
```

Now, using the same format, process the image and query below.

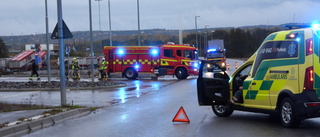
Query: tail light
306,38,313,56
304,66,314,90
305,102,320,107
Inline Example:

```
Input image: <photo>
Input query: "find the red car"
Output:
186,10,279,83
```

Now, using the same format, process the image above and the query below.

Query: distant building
25,44,57,50
25,44,59,55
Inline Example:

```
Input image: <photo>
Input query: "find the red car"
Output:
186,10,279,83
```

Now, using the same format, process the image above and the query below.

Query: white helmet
102,58,105,61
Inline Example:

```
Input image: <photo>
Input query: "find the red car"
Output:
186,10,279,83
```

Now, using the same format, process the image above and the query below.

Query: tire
279,98,301,128
124,68,138,80
175,68,187,80
212,104,234,117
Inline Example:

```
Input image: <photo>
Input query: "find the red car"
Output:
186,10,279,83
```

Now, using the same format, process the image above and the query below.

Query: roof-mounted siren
167,42,175,45
207,48,217,52
282,23,311,30
283,23,317,30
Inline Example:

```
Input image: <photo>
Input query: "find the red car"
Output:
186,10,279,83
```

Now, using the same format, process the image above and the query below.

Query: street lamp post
95,0,102,50
205,25,209,54
89,0,95,82
45,0,51,82
137,0,141,46
108,0,112,46
95,0,102,31
195,16,200,54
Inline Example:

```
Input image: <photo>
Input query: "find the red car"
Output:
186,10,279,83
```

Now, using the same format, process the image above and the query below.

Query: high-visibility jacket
71,61,79,70
99,61,107,70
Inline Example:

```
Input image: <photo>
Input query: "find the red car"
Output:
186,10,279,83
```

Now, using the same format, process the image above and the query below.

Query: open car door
197,60,230,105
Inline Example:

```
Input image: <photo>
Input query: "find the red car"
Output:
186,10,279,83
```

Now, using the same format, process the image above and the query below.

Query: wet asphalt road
22,78,320,137
5,59,320,136
0,76,180,107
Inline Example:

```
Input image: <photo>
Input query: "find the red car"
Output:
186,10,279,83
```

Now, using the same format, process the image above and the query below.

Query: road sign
66,43,70,54
51,20,73,39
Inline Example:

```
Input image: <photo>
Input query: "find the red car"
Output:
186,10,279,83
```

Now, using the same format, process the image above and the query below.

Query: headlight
221,62,226,67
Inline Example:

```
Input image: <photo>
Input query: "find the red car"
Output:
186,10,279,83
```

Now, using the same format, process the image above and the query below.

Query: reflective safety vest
99,61,107,70
71,61,79,70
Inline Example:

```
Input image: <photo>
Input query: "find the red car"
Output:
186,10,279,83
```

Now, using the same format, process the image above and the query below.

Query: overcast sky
1,0,320,36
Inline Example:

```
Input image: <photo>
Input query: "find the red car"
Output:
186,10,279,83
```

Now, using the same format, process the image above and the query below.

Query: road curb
0,108,91,137
0,83,127,92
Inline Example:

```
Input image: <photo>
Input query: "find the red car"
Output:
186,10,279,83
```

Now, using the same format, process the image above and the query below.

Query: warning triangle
51,19,73,39
172,106,190,123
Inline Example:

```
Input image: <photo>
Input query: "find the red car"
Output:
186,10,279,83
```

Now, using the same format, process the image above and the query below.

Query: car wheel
212,104,233,117
124,68,138,80
175,68,187,80
280,98,300,128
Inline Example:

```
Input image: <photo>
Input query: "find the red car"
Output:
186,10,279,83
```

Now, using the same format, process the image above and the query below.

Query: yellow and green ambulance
197,24,320,128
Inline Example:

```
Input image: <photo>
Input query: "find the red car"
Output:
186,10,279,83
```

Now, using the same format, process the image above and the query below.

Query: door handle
252,82,256,85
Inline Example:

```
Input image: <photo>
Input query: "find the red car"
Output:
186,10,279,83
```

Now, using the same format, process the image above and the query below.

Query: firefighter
71,58,80,80
99,58,107,80
29,60,40,81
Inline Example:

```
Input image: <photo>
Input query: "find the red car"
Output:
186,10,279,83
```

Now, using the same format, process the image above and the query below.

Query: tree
0,37,8,58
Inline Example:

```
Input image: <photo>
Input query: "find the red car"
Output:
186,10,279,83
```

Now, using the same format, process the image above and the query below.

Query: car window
252,40,298,77
184,50,193,59
164,49,174,58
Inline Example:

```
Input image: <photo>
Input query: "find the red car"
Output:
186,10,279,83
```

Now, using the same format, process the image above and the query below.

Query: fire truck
205,39,226,70
103,43,199,80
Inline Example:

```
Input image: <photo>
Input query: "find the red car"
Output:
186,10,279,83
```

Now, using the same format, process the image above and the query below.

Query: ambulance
197,24,320,128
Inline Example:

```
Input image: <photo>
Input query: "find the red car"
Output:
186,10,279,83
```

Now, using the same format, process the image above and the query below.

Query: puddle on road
0,80,182,107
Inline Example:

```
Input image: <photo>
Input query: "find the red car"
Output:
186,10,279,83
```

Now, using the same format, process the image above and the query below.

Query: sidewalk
0,109,51,125
0,108,91,137
0,75,122,137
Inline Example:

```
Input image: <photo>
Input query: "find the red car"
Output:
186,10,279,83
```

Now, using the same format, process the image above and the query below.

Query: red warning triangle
172,106,190,123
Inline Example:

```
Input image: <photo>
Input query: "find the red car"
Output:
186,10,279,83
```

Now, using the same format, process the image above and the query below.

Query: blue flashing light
193,62,199,68
117,49,125,55
296,38,301,42
151,49,158,55
312,23,320,29
207,48,217,52
135,64,139,69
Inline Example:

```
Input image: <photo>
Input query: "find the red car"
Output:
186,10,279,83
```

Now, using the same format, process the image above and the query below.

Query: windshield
207,52,224,58
184,50,198,60
194,50,198,60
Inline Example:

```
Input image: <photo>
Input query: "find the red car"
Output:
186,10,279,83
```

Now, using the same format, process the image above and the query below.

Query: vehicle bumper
189,68,199,75
295,90,320,119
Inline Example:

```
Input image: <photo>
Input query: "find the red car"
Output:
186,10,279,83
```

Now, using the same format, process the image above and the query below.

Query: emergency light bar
283,22,320,30
207,49,217,52
312,23,320,29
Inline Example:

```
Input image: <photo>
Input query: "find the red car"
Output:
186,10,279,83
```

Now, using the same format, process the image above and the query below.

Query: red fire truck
103,43,199,80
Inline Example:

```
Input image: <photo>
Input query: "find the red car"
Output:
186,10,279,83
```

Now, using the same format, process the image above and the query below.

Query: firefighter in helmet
99,58,107,80
71,58,80,80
